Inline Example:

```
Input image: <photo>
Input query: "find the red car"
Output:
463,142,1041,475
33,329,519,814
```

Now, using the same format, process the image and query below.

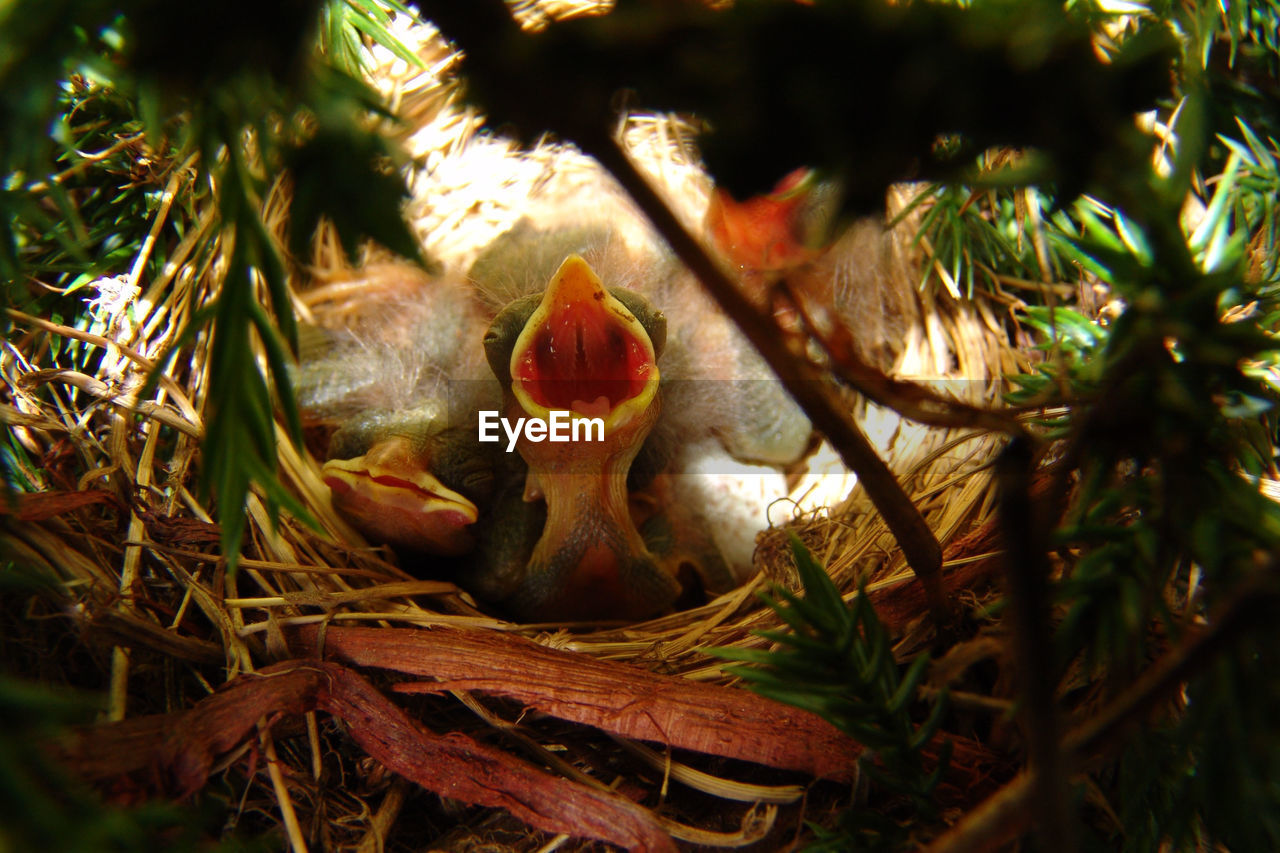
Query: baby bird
466,219,814,616
293,263,500,556
480,254,681,621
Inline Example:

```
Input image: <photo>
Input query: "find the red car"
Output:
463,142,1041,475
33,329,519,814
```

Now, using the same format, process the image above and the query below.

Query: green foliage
323,0,426,76
1218,119,1280,281
909,1,1280,303
1107,635,1280,853
2,0,428,565
714,538,950,849
1001,73,1280,657
969,9,1280,847
908,182,1060,299
0,673,217,852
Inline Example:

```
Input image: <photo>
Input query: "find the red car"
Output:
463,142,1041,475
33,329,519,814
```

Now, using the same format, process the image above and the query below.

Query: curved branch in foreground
588,138,948,621
55,659,676,853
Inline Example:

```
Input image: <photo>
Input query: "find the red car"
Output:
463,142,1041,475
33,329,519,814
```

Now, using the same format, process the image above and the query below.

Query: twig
261,720,310,853
222,579,460,608
107,647,131,722
921,770,1037,853
587,137,948,619
1064,570,1280,760
785,285,1025,435
609,735,805,804
126,153,197,292
24,133,145,193
7,308,202,425
16,368,203,438
309,622,866,780
995,437,1072,853
356,777,409,853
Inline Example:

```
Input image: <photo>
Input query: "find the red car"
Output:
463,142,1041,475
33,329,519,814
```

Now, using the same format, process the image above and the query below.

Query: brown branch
787,287,1026,435
1063,571,1280,760
587,138,948,620
82,609,226,665
288,623,866,781
995,437,1072,853
288,624,1008,806
55,660,676,852
0,489,122,521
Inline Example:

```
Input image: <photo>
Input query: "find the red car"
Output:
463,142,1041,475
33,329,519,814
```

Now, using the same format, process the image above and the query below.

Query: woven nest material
2,13,1037,852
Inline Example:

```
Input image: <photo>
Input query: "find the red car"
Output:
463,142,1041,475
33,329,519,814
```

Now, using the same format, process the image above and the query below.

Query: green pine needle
711,536,949,849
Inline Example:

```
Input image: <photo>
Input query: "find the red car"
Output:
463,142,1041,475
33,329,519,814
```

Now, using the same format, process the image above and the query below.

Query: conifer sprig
3,0,428,567
714,538,950,850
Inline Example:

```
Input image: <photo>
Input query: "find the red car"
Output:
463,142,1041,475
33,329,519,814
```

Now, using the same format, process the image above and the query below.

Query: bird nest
3,15,1036,852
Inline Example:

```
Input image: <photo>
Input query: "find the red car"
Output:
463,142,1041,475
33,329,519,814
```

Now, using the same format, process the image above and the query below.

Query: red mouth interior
513,300,653,412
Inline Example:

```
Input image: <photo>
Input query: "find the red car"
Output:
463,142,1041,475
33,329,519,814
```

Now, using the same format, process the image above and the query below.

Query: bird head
321,405,496,556
482,254,680,620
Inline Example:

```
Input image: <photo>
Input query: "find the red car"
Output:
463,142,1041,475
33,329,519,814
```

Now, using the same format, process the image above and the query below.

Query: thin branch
586,136,948,617
785,285,1026,435
24,133,146,194
995,437,1072,853
260,720,310,853
7,308,203,425
16,368,203,438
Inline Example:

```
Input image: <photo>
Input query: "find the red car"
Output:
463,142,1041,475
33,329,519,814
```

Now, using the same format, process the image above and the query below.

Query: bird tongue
570,395,612,418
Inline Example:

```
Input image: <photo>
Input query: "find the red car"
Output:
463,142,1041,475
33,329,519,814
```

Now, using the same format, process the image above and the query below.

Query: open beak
322,435,479,556
487,254,679,620
508,254,660,431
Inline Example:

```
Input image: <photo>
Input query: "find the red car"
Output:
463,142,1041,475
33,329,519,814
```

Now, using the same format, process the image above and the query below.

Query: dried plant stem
18,368,202,438
24,133,144,193
107,646,131,722
788,290,1023,435
109,409,165,720
260,719,310,853
6,309,202,422
356,777,409,853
